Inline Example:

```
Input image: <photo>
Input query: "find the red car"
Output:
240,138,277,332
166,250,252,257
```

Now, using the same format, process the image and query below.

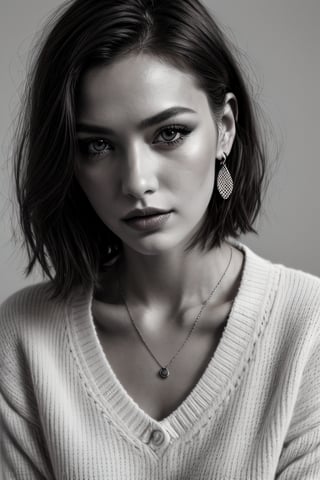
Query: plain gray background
1,0,319,303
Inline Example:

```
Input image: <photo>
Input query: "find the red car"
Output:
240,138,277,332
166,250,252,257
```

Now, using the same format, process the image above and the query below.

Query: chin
116,230,182,255
121,228,199,257
124,238,178,256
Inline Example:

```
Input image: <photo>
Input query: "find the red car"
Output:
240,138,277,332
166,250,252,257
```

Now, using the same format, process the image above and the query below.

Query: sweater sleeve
1,394,54,480
0,293,55,480
275,335,320,479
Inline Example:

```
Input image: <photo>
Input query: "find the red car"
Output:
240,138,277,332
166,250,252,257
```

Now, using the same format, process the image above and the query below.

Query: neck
118,241,233,313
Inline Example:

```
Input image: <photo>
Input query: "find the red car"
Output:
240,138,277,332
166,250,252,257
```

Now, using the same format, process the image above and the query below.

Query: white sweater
1,243,320,479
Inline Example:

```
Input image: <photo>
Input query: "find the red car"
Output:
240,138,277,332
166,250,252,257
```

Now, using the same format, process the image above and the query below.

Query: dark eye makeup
77,124,193,159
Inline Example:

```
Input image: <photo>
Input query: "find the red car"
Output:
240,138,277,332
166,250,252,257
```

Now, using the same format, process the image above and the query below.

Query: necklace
118,246,233,379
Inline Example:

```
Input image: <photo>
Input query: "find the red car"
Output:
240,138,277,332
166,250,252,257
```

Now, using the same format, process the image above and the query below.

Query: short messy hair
13,0,267,300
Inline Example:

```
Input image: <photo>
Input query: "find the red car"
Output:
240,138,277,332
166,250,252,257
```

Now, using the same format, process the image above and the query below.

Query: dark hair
13,0,268,300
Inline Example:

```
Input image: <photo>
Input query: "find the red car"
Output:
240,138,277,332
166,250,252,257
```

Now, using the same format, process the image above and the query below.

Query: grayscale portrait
1,1,320,479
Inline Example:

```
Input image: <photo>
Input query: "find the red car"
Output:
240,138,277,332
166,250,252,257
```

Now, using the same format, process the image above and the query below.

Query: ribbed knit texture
1,243,320,479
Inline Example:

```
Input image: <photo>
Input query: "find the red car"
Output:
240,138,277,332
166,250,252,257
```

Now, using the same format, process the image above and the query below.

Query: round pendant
159,367,170,379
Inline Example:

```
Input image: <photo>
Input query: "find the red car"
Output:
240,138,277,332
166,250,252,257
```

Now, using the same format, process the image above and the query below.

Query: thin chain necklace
118,246,233,379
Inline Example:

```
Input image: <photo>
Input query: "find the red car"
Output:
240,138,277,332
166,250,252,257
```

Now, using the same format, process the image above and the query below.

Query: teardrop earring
217,152,233,200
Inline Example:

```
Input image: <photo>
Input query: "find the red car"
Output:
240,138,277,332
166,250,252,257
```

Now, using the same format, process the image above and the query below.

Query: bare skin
92,243,243,420
75,53,244,420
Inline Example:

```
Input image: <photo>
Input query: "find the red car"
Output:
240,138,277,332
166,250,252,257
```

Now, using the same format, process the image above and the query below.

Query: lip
122,208,173,232
122,207,171,220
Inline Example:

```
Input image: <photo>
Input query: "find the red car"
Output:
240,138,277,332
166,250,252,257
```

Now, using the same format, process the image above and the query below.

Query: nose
121,144,159,199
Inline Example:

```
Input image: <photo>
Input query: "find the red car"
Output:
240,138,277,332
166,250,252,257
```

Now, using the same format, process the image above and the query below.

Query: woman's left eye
153,125,192,146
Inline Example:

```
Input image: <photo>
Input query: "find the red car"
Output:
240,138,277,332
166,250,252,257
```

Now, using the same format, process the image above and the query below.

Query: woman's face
75,53,227,255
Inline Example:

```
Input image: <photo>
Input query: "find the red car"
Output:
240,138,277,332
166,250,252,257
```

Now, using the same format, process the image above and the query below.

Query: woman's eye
77,124,192,160
154,125,192,146
78,138,111,157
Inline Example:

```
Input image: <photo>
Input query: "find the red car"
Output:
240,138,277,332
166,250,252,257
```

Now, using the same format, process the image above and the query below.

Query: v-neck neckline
66,242,278,443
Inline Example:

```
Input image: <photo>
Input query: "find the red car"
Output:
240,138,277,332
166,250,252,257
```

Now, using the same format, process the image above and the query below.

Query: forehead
77,53,210,124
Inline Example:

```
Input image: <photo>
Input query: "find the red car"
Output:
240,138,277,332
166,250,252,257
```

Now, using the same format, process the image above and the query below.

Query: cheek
75,166,116,214
167,133,216,191
189,126,217,188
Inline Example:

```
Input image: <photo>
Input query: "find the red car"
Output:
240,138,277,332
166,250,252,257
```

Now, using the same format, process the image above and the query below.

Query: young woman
1,0,319,478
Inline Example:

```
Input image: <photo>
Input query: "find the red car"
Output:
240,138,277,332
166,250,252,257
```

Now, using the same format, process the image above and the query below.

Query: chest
95,308,229,421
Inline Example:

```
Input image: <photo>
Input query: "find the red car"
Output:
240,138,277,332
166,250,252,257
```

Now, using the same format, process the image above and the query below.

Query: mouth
122,208,173,232
122,207,172,221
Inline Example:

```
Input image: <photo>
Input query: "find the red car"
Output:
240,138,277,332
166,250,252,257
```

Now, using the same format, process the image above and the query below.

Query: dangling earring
217,152,233,199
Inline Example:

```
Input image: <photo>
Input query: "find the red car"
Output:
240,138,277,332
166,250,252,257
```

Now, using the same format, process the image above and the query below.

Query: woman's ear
217,92,238,158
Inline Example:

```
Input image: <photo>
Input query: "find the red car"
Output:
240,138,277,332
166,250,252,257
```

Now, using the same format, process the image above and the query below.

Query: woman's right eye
78,138,111,157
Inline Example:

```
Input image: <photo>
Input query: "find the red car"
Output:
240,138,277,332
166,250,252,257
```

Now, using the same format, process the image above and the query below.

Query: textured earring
217,152,233,199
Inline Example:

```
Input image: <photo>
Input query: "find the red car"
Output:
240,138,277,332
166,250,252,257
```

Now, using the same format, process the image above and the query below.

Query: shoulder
0,282,75,347
271,259,320,317
275,263,320,336
239,241,320,307
252,244,320,341
236,241,320,339
277,262,320,299
0,281,63,322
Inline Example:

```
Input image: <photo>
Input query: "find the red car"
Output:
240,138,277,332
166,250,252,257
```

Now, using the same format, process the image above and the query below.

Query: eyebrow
76,106,197,134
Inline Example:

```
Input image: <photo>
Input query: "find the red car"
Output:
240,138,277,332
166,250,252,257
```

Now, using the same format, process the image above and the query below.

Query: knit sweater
1,243,320,480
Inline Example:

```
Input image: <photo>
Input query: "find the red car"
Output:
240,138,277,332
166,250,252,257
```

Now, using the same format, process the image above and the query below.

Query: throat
118,242,234,309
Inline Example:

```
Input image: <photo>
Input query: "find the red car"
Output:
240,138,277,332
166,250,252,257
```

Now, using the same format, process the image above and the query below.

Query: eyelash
77,124,192,159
